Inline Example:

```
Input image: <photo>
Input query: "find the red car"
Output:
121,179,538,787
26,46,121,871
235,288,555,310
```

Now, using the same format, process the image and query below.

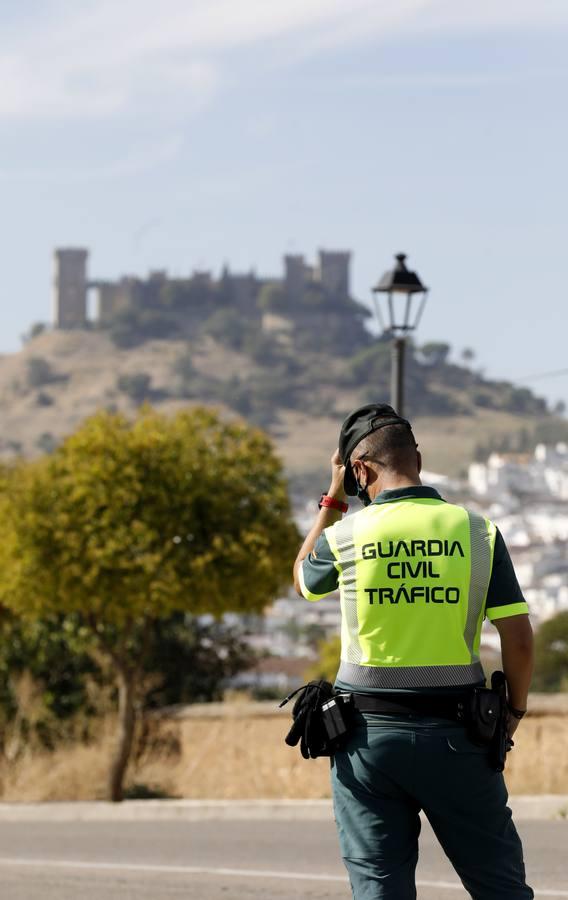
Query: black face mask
355,477,372,507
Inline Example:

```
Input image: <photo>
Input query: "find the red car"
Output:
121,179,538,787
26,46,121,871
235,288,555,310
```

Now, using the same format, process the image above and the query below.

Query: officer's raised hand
329,449,347,501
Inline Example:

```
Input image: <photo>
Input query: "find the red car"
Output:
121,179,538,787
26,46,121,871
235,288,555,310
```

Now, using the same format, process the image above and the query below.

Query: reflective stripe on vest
326,499,496,690
336,660,485,689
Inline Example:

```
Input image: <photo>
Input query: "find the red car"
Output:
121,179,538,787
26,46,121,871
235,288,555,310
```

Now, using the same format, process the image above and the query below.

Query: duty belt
347,691,471,721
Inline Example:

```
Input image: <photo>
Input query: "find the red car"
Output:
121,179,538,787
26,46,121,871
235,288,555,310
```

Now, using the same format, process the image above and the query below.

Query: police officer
293,404,534,900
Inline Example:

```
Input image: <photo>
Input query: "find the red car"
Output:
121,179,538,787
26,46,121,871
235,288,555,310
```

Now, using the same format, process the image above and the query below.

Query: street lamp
372,253,429,417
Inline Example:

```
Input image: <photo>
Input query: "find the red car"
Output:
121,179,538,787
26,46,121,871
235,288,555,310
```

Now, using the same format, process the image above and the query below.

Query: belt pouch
466,688,500,746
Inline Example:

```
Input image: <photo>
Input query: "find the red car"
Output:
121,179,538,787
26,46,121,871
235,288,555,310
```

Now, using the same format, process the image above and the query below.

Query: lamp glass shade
372,253,428,335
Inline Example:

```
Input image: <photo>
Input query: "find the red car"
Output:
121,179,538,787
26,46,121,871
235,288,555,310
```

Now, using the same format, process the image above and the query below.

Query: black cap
339,403,412,496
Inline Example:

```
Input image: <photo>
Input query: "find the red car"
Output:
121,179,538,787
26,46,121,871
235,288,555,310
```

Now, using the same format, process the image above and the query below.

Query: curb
0,796,565,823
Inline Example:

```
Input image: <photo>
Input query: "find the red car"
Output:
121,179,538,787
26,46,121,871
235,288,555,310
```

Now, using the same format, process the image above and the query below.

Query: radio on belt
321,694,353,742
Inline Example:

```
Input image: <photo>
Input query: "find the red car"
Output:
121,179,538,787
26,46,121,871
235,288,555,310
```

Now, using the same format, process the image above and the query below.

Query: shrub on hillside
21,322,47,344
26,357,54,389
202,309,252,351
116,372,152,403
108,309,177,348
36,432,57,454
257,283,286,312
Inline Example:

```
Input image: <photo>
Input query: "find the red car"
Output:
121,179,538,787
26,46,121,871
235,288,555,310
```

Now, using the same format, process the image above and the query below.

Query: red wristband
318,494,348,513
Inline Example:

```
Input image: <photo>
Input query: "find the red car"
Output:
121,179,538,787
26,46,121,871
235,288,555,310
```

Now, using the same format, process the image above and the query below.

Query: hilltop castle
52,247,370,349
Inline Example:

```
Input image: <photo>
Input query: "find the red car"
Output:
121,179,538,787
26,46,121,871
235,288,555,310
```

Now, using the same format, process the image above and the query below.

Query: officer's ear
353,458,367,488
416,448,422,474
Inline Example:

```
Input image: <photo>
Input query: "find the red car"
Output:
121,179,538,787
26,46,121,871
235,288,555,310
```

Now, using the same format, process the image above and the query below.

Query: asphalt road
0,818,566,899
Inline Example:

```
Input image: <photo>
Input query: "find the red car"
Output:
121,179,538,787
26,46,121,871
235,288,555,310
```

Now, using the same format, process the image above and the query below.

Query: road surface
0,818,566,899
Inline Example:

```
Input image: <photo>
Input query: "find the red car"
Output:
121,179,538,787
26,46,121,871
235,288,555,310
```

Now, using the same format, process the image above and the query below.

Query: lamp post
372,253,428,417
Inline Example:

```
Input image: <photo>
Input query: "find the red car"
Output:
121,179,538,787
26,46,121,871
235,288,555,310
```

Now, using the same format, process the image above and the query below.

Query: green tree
0,612,254,757
142,615,255,707
533,611,568,691
0,407,299,800
305,635,341,682
420,342,451,367
0,613,104,757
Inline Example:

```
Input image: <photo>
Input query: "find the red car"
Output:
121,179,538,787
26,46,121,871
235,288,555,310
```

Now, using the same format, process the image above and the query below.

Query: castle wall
94,279,140,323
52,247,360,340
230,274,258,314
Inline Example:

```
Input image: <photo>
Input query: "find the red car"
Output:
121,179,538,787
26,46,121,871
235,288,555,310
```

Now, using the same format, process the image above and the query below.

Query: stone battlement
53,248,357,332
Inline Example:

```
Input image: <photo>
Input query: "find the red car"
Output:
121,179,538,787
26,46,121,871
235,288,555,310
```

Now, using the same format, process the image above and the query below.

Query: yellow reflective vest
301,489,514,690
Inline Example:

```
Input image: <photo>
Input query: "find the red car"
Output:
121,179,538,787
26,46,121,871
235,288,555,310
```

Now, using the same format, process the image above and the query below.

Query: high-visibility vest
324,497,496,690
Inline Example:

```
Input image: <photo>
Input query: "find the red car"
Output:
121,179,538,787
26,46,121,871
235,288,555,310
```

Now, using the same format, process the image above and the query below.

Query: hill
1,325,565,487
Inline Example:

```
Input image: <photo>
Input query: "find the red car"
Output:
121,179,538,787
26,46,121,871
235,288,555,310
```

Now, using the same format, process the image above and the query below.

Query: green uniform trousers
330,713,533,900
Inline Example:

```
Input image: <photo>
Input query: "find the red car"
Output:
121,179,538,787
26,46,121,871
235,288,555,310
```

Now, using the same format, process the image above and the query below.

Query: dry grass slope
0,329,558,477
1,709,567,802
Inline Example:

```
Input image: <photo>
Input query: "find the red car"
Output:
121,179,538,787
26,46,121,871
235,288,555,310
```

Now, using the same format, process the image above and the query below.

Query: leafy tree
0,614,104,756
143,615,255,707
420,342,451,367
0,407,299,800
305,635,341,682
533,611,568,691
0,612,254,757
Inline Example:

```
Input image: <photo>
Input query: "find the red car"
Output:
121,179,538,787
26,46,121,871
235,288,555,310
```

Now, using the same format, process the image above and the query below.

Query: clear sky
1,1,568,408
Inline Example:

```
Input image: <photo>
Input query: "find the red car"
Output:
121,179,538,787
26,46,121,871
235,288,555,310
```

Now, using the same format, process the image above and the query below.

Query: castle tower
53,248,88,328
318,250,350,298
284,254,307,303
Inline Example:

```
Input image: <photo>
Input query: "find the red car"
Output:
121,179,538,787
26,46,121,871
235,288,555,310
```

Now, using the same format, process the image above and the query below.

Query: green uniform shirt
300,486,528,691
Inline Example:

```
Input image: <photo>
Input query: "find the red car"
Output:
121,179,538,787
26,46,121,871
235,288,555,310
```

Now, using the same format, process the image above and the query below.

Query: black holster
466,670,510,772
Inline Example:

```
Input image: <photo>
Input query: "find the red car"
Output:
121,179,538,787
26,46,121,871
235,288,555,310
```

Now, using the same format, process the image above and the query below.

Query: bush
172,352,195,384
258,283,286,312
420,342,451,367
243,332,282,365
26,357,54,388
471,390,496,410
21,322,47,344
203,309,252,350
0,616,104,754
109,309,178,348
36,432,57,454
533,612,568,692
116,372,152,403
